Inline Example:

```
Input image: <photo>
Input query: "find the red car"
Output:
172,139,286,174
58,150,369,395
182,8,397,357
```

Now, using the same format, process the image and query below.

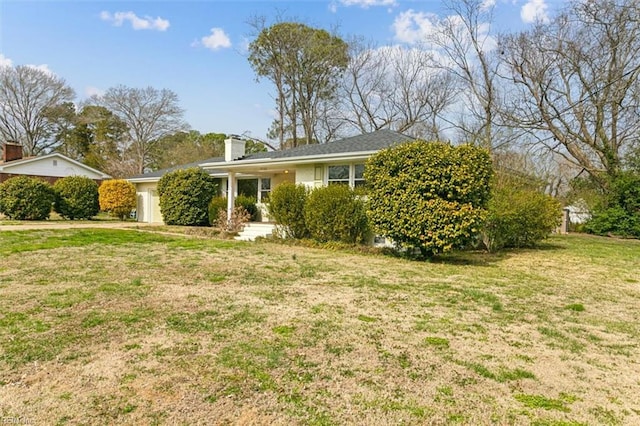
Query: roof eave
200,151,377,170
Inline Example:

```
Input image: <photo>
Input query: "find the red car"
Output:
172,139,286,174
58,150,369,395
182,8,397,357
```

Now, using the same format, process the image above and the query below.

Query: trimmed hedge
157,168,217,226
267,182,309,238
366,141,493,257
53,176,99,220
0,176,55,220
304,185,369,243
99,179,137,220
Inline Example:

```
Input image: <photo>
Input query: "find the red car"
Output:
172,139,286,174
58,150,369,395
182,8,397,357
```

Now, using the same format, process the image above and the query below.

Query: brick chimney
224,136,246,162
2,142,23,162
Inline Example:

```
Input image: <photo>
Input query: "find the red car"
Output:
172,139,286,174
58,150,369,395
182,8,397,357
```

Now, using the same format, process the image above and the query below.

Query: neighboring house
129,130,414,224
0,142,111,184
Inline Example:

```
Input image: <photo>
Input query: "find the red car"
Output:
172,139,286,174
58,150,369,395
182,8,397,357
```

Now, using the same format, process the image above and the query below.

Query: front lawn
0,230,638,425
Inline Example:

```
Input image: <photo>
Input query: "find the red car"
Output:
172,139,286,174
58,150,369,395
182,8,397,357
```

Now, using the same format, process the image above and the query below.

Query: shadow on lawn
383,240,568,267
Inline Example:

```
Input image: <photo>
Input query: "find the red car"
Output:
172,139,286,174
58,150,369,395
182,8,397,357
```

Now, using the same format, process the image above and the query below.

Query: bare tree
0,65,75,156
501,0,640,185
423,0,502,148
327,41,457,140
91,85,187,174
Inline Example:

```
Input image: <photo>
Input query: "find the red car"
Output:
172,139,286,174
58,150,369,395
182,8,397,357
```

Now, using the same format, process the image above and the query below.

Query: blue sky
0,0,564,141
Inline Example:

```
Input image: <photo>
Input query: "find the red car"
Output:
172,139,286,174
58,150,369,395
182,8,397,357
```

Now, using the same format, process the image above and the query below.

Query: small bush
483,184,561,251
304,185,369,244
53,176,99,220
216,206,251,232
268,182,309,239
157,168,217,226
235,195,260,222
209,195,260,226
0,176,55,220
208,196,227,226
99,179,136,220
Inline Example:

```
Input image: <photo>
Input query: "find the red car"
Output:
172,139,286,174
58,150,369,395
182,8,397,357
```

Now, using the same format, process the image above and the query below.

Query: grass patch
565,303,585,312
514,393,573,412
423,336,450,348
0,230,638,424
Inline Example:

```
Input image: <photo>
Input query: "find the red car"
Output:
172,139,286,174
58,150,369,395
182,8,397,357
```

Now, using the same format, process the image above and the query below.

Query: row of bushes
268,182,369,244
266,142,561,254
0,175,136,220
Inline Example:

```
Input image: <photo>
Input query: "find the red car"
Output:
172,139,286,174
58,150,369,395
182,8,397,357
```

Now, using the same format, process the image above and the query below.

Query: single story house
128,129,414,225
0,142,111,184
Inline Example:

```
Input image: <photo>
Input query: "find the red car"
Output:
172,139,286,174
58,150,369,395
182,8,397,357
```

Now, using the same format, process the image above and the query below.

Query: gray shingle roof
129,130,413,180
239,129,414,160
129,157,225,180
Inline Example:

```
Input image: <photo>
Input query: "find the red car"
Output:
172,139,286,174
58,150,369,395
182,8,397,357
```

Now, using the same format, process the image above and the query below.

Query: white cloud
392,9,496,53
0,55,57,76
0,53,13,68
340,0,397,7
26,63,55,76
85,86,105,98
520,0,550,24
100,11,170,31
392,10,440,44
195,28,232,51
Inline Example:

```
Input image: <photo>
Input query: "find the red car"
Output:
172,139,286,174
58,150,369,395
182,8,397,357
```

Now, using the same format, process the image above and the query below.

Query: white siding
135,182,162,223
2,156,105,179
295,164,323,188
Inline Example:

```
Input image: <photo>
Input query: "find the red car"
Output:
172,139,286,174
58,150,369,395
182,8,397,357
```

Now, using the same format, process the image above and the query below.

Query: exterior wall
135,182,163,223
272,171,295,187
1,156,105,180
294,164,323,188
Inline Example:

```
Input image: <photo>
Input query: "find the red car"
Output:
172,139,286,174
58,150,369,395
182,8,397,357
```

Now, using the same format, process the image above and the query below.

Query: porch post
227,172,236,227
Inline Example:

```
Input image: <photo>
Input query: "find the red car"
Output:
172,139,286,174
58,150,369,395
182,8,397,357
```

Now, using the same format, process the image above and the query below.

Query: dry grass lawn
0,229,639,425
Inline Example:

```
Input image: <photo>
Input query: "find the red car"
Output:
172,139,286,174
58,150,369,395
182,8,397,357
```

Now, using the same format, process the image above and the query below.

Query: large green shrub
157,168,217,226
267,182,309,238
366,141,493,257
304,185,369,244
0,176,55,220
483,180,562,251
585,206,640,237
584,171,640,238
53,176,99,220
99,179,137,220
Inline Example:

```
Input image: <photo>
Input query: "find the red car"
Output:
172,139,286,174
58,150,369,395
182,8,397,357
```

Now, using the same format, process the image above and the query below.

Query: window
328,165,350,185
327,164,365,188
260,178,271,202
238,179,258,198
